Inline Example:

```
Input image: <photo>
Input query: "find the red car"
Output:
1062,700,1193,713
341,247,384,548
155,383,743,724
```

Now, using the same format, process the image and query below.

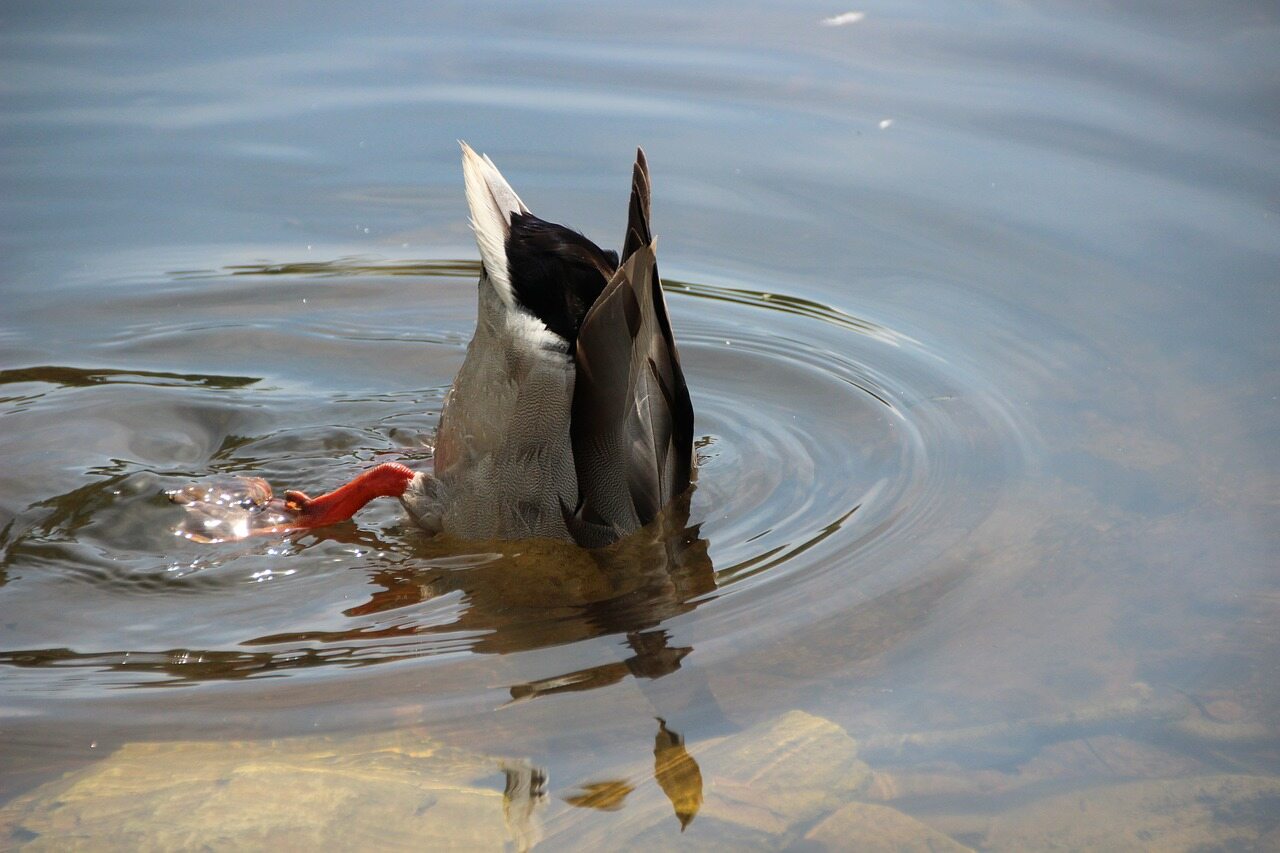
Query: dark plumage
506,213,618,344
567,151,695,546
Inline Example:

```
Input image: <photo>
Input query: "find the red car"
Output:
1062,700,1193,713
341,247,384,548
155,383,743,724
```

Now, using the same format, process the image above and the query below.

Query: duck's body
404,145,692,547
407,260,581,541
177,146,694,548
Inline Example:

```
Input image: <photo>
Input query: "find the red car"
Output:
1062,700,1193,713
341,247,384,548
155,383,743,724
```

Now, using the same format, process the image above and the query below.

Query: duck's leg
276,462,417,530
169,462,417,542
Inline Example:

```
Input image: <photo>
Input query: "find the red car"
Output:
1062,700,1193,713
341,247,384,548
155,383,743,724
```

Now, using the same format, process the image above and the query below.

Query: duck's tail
460,141,528,308
568,150,695,547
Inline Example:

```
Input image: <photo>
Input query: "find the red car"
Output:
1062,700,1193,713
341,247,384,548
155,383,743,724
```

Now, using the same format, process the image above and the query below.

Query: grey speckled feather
423,276,578,540
401,145,693,547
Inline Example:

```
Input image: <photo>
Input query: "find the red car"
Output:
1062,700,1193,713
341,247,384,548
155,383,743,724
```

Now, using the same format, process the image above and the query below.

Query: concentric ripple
671,275,1033,616
0,259,1033,725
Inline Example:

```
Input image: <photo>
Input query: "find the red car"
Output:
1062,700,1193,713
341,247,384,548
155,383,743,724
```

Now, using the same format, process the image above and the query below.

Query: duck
174,144,694,548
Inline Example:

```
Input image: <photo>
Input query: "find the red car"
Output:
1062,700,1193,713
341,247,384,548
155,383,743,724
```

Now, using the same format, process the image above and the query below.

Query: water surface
1,1,1277,848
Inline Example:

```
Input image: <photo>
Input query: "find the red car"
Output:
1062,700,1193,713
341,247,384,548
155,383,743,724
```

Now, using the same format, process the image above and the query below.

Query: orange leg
170,462,418,541
277,462,416,529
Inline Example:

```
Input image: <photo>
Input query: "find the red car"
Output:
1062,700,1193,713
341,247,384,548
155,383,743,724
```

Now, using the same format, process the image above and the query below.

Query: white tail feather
460,142,528,307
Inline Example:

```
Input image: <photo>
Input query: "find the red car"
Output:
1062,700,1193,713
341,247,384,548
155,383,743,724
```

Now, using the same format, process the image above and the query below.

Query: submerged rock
696,709,870,826
0,731,531,851
3,711,883,851
984,774,1280,851
38,709,1240,850
804,802,972,852
862,734,1206,803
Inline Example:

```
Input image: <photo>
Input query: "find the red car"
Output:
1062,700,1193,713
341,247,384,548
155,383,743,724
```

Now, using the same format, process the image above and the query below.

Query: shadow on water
249,490,717,700
507,715,708,835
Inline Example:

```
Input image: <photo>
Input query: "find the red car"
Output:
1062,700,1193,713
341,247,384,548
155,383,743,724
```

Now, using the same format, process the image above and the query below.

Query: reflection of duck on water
173,143,694,549
247,487,714,697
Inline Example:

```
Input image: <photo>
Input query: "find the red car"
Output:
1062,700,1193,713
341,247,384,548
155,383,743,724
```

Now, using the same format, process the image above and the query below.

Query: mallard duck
176,145,694,548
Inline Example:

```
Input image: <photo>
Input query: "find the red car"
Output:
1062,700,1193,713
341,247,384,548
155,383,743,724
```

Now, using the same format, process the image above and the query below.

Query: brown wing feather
568,150,694,548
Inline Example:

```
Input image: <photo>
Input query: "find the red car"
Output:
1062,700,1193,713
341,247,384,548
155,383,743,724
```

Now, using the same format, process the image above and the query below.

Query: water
2,1,1277,847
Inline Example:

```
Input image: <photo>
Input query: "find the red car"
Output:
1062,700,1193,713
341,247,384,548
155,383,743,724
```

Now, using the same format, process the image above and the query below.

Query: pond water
1,1,1277,848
